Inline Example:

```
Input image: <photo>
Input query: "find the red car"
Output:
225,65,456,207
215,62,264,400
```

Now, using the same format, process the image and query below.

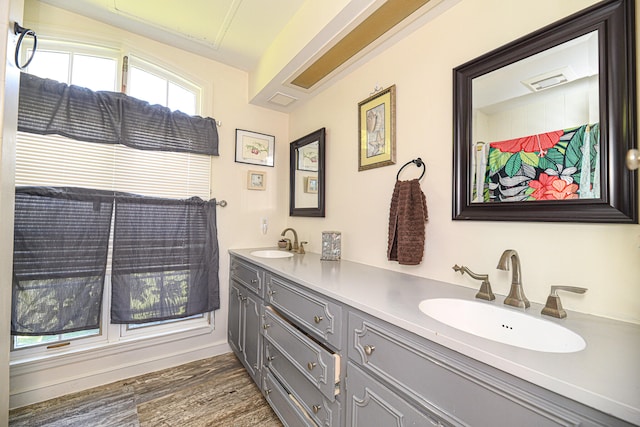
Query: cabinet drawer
266,274,342,349
263,370,318,427
263,306,340,401
266,342,341,427
231,257,263,296
349,311,598,427
346,362,452,427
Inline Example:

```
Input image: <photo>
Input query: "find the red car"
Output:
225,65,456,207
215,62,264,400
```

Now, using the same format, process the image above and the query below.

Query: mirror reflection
471,31,599,203
294,140,319,208
290,128,325,217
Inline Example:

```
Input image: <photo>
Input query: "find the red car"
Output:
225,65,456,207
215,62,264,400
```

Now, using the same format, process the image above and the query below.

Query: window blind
15,132,211,199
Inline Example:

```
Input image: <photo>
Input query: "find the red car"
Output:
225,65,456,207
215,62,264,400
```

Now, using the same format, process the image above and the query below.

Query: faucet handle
549,285,587,297
298,241,307,254
452,264,495,301
542,286,587,319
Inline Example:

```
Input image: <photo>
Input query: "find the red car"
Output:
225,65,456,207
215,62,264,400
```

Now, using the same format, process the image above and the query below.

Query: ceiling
36,0,458,111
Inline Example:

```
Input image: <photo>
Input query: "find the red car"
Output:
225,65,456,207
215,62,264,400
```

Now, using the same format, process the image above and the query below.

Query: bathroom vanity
228,249,639,426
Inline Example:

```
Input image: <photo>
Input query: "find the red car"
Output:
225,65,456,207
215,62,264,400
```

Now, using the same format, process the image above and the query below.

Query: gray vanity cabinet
262,272,343,427
348,310,632,427
228,254,633,427
228,258,264,386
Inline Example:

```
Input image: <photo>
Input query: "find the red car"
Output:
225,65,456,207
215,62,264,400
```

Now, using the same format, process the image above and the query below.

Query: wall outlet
261,217,268,235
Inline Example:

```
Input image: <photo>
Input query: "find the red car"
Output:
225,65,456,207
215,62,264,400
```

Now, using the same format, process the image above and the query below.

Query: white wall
8,0,290,408
286,0,640,325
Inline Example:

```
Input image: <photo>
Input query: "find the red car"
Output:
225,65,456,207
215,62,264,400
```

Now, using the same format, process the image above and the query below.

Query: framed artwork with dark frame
358,85,396,171
235,129,275,167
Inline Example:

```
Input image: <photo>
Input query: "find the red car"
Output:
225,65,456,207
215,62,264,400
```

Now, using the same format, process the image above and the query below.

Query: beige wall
287,0,640,324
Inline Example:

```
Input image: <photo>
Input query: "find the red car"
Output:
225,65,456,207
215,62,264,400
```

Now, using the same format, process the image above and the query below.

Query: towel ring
396,158,425,181
14,23,37,70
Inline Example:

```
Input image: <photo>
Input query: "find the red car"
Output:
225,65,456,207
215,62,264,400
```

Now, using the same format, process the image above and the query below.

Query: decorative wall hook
370,83,383,95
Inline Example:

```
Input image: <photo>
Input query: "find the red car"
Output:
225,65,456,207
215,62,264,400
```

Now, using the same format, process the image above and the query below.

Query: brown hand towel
387,179,428,265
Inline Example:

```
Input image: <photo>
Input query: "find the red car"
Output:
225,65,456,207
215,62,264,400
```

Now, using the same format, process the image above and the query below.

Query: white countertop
229,248,640,425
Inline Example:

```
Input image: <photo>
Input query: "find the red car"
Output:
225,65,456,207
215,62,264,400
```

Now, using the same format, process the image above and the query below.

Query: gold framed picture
247,170,266,190
304,176,318,193
358,85,396,171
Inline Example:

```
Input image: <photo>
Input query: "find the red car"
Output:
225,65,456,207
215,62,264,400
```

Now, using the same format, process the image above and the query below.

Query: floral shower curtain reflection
472,123,599,202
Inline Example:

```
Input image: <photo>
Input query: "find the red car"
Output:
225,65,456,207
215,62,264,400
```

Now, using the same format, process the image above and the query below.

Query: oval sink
418,298,585,353
250,250,294,259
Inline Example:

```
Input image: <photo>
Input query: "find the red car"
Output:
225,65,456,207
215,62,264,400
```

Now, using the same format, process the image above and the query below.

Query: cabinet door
228,280,262,386
346,362,448,427
242,290,262,384
228,281,243,356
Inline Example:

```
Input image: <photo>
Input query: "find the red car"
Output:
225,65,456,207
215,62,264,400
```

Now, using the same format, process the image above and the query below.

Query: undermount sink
418,298,585,353
250,250,294,259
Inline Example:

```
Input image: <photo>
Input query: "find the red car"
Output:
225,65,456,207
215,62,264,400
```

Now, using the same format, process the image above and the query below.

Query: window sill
10,321,214,371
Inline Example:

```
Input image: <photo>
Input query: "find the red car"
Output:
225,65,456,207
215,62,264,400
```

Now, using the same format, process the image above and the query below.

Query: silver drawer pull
364,345,375,356
312,405,321,414
268,290,276,296
267,356,275,362
307,362,316,370
313,315,323,324
263,324,271,329
253,363,258,369
240,296,247,302
251,278,258,284
265,388,272,395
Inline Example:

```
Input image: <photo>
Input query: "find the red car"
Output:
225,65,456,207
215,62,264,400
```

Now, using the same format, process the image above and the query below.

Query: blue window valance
17,73,218,156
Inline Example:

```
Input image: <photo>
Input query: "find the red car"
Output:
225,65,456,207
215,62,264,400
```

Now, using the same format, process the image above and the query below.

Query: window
13,42,213,353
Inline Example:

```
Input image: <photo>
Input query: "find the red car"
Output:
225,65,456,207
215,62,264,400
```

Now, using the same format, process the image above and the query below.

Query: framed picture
235,129,275,167
247,170,266,190
297,142,319,171
304,176,318,193
358,85,396,171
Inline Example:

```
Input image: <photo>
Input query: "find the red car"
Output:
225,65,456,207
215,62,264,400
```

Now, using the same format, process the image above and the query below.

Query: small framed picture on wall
247,170,266,190
235,129,275,167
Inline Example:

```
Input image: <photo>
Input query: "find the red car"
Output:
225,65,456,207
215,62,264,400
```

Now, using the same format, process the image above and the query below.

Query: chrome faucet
497,249,530,309
281,228,299,251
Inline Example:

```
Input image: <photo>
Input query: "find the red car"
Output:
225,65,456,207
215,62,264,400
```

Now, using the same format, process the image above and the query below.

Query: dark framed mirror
453,0,637,223
290,128,325,217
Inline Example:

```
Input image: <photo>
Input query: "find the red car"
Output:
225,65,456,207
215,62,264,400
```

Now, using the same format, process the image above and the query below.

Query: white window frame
11,40,214,361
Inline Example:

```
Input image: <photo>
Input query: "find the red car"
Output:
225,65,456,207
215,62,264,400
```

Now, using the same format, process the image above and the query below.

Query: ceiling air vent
521,67,577,92
268,92,298,107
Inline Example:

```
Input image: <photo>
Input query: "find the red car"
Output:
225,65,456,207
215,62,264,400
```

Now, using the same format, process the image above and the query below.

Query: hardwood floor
9,352,282,427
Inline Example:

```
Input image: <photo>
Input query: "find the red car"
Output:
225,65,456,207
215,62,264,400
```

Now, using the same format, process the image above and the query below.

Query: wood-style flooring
9,352,282,427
